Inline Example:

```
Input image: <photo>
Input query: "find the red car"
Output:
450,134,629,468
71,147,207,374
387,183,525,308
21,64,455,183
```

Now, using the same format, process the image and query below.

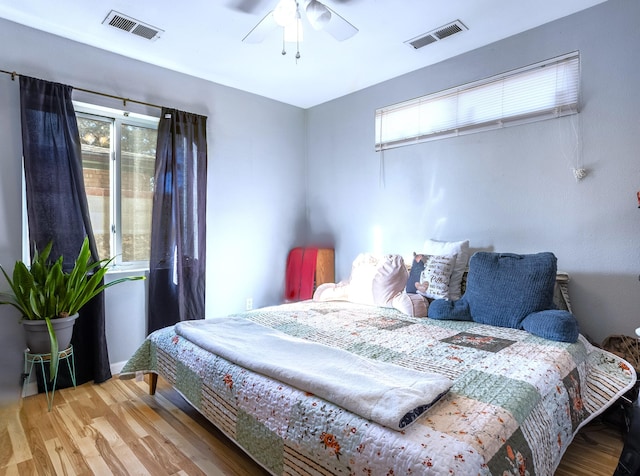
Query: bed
121,295,635,475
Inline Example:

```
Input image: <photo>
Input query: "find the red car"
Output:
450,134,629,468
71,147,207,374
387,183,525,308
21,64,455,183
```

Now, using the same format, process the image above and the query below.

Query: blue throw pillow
462,252,557,329
521,310,580,343
428,299,473,321
429,251,579,342
405,254,425,294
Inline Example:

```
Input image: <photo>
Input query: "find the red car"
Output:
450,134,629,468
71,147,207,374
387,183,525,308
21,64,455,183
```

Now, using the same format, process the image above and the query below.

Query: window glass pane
78,116,111,260
75,103,158,266
120,123,156,262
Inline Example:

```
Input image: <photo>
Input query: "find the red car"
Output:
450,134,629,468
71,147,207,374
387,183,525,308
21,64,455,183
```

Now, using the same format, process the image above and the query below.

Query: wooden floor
0,376,625,475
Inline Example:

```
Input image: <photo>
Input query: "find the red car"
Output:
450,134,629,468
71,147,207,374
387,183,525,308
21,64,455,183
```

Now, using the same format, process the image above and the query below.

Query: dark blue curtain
148,108,207,333
19,76,111,386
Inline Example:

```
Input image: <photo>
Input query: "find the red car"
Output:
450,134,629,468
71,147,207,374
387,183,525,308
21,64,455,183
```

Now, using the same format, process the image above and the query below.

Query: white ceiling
0,0,606,109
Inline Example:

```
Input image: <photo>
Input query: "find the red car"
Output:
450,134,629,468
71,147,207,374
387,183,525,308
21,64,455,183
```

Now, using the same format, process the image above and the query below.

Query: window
74,102,158,266
375,52,580,151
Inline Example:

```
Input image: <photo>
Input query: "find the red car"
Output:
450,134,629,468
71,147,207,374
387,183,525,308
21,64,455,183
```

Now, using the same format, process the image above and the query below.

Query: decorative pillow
391,292,429,318
463,252,557,329
313,254,408,308
350,254,408,306
416,254,457,300
521,310,580,343
313,282,350,302
429,251,579,343
428,298,472,321
405,253,425,294
423,239,470,300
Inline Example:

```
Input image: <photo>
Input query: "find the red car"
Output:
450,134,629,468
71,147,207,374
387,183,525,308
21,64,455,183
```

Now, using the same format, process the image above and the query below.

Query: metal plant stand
23,345,76,411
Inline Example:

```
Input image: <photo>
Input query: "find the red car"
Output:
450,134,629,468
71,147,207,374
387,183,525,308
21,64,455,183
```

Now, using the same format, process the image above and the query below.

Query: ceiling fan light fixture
273,0,298,27
306,0,331,30
283,17,303,42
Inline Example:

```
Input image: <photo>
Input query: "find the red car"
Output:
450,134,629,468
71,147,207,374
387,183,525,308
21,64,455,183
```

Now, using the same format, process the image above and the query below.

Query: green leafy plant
0,237,145,380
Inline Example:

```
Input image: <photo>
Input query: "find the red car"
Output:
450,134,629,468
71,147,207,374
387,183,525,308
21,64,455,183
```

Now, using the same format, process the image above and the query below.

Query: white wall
0,19,307,404
104,271,149,372
306,0,640,344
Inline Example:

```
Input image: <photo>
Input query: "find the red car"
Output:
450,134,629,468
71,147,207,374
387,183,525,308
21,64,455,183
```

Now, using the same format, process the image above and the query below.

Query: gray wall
306,0,640,344
0,19,307,403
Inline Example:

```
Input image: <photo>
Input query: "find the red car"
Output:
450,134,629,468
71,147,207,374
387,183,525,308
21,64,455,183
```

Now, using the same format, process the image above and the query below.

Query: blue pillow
462,252,557,329
428,251,579,343
521,310,580,343
428,299,472,321
405,254,425,294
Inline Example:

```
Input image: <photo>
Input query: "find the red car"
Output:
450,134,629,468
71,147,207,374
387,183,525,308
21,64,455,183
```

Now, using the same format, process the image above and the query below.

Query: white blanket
175,317,452,430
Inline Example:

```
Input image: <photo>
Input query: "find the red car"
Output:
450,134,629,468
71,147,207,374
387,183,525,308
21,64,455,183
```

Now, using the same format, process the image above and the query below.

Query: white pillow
313,282,350,302
423,239,470,300
349,253,409,307
391,292,429,318
416,254,457,300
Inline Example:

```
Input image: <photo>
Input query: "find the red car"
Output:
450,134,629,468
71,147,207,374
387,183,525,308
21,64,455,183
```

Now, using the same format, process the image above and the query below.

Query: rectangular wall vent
102,10,163,41
405,20,467,50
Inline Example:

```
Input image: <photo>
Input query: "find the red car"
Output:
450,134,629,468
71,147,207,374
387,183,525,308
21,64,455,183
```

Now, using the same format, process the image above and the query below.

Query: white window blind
375,52,580,151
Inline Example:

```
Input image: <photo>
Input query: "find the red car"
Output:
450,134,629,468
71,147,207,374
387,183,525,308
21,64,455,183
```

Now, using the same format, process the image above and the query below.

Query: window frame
74,101,159,270
375,51,581,151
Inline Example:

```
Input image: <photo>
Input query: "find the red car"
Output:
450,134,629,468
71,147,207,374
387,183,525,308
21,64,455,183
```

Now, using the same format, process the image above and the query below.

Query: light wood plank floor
0,376,625,475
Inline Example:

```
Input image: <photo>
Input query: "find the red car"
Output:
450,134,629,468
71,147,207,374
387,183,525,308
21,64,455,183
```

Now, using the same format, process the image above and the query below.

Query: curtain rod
0,68,163,110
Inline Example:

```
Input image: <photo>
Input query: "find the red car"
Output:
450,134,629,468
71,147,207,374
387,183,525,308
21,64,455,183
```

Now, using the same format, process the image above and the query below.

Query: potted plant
0,237,145,380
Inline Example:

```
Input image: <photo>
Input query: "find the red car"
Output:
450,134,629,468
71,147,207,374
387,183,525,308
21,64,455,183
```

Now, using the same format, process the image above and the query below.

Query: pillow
313,253,409,308
405,253,425,294
391,292,429,318
313,282,349,302
416,254,457,300
521,310,580,343
463,252,558,329
429,252,580,342
428,298,472,321
423,239,470,300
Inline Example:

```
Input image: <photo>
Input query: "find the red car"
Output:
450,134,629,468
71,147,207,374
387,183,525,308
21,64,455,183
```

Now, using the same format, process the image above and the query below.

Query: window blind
375,52,580,151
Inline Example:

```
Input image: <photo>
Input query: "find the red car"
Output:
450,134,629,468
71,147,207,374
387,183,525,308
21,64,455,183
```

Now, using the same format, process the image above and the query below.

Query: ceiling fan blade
229,0,266,13
242,10,278,43
321,5,358,41
305,0,331,30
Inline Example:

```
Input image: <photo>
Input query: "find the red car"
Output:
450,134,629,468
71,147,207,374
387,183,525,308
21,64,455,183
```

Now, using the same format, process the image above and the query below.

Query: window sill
106,265,149,277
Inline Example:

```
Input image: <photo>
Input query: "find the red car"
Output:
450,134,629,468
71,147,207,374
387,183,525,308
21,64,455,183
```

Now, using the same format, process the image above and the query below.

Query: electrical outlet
245,297,253,311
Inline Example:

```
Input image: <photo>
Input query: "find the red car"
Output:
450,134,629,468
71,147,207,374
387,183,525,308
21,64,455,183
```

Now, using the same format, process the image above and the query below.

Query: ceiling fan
240,0,358,54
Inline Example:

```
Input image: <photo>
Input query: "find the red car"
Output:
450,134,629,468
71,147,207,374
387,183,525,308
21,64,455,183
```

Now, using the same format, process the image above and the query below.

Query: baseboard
22,380,37,397
20,361,128,398
110,361,126,375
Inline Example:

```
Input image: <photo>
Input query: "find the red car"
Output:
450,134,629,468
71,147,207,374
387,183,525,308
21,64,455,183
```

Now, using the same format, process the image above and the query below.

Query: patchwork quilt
121,301,635,475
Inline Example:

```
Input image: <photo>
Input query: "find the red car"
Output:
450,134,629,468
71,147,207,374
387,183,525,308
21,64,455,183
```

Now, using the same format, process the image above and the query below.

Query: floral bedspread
121,301,635,475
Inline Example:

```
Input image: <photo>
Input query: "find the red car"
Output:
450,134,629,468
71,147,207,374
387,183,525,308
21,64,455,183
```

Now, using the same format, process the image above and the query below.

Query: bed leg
148,373,158,395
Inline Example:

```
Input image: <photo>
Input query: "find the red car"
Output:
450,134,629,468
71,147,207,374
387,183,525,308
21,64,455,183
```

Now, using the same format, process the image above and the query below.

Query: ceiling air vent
102,10,163,41
405,20,467,50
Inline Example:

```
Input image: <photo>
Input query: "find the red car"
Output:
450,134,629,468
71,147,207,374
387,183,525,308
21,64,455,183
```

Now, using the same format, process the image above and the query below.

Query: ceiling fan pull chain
295,7,301,61
282,29,287,55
